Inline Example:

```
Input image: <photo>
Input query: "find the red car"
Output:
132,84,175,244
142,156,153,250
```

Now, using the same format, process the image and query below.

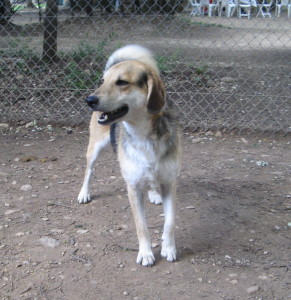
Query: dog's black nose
85,95,99,107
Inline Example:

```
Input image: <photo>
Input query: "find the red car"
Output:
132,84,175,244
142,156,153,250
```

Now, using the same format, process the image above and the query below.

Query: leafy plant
156,51,180,73
70,41,97,61
2,38,39,61
195,63,208,75
64,61,101,92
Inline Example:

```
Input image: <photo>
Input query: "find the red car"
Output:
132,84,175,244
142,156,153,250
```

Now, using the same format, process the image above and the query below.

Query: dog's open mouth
98,105,129,125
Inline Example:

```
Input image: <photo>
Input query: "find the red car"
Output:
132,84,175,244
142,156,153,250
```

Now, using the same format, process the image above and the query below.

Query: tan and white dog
78,45,181,266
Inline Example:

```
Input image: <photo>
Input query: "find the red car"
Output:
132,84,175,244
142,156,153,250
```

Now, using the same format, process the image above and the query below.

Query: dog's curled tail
104,44,159,74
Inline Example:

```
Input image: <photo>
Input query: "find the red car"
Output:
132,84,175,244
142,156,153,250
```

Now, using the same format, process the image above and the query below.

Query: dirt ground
0,127,290,300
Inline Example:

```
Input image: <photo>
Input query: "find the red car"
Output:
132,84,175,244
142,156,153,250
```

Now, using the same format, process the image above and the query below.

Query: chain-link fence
0,0,290,134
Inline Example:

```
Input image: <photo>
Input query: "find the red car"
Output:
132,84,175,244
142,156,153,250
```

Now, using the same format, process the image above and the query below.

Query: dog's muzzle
85,95,99,110
85,94,129,125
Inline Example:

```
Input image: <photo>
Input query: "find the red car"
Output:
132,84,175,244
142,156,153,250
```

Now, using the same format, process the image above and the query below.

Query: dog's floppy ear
147,73,165,114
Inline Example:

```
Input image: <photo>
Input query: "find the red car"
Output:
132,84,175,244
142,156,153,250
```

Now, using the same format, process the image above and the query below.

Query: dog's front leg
78,121,110,204
127,185,155,266
160,183,177,262
78,137,110,203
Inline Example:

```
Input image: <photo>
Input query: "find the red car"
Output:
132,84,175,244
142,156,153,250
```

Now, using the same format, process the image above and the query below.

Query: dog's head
85,60,165,125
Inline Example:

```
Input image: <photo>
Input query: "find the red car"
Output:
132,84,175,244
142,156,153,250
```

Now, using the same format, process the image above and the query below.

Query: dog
78,45,181,266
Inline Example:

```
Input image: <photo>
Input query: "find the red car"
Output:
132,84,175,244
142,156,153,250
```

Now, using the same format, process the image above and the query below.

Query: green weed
156,51,180,73
195,63,208,75
70,41,97,61
64,61,101,92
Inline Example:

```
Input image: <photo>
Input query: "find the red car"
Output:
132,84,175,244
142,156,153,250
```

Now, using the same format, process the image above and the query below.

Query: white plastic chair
275,0,291,17
202,0,219,16
238,0,252,18
256,0,273,17
190,0,203,16
219,0,237,17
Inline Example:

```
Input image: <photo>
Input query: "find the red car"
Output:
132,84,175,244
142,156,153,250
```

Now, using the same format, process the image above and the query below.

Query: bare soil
1,127,290,300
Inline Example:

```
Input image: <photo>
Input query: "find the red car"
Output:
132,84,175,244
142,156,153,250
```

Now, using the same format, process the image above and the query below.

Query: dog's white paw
77,189,91,204
136,250,155,267
148,190,162,205
161,244,177,262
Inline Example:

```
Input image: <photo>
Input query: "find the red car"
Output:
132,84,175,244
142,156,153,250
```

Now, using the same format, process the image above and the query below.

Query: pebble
241,138,249,144
247,285,260,294
16,74,24,80
151,243,159,248
50,228,64,234
186,206,195,209
256,161,269,167
221,77,234,83
5,209,19,215
77,229,88,234
39,236,60,248
20,184,32,192
25,122,35,128
15,232,25,237
0,123,9,128
191,138,203,143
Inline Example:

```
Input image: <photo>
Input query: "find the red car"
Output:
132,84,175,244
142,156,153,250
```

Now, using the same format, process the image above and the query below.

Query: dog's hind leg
127,185,155,266
160,183,177,262
78,114,110,204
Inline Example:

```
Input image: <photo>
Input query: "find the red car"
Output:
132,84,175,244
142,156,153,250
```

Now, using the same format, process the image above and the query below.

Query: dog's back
105,44,159,75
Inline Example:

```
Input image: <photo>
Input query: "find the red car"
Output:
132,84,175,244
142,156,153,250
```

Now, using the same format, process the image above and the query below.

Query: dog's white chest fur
119,124,163,188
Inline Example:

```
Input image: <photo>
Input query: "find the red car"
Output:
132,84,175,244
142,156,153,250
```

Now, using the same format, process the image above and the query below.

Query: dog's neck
122,114,154,140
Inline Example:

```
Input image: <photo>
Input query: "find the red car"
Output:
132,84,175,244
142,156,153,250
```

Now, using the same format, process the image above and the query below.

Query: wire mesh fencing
0,0,290,134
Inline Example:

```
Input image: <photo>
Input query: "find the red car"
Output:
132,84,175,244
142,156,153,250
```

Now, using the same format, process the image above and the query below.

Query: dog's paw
77,189,91,204
148,190,162,205
161,244,177,262
136,251,155,267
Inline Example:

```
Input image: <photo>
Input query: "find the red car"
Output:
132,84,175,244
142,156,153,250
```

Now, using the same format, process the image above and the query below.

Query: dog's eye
116,79,129,86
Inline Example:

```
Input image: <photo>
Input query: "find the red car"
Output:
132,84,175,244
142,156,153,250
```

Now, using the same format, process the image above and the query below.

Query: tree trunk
85,0,93,16
27,0,35,9
42,0,58,63
0,0,12,25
